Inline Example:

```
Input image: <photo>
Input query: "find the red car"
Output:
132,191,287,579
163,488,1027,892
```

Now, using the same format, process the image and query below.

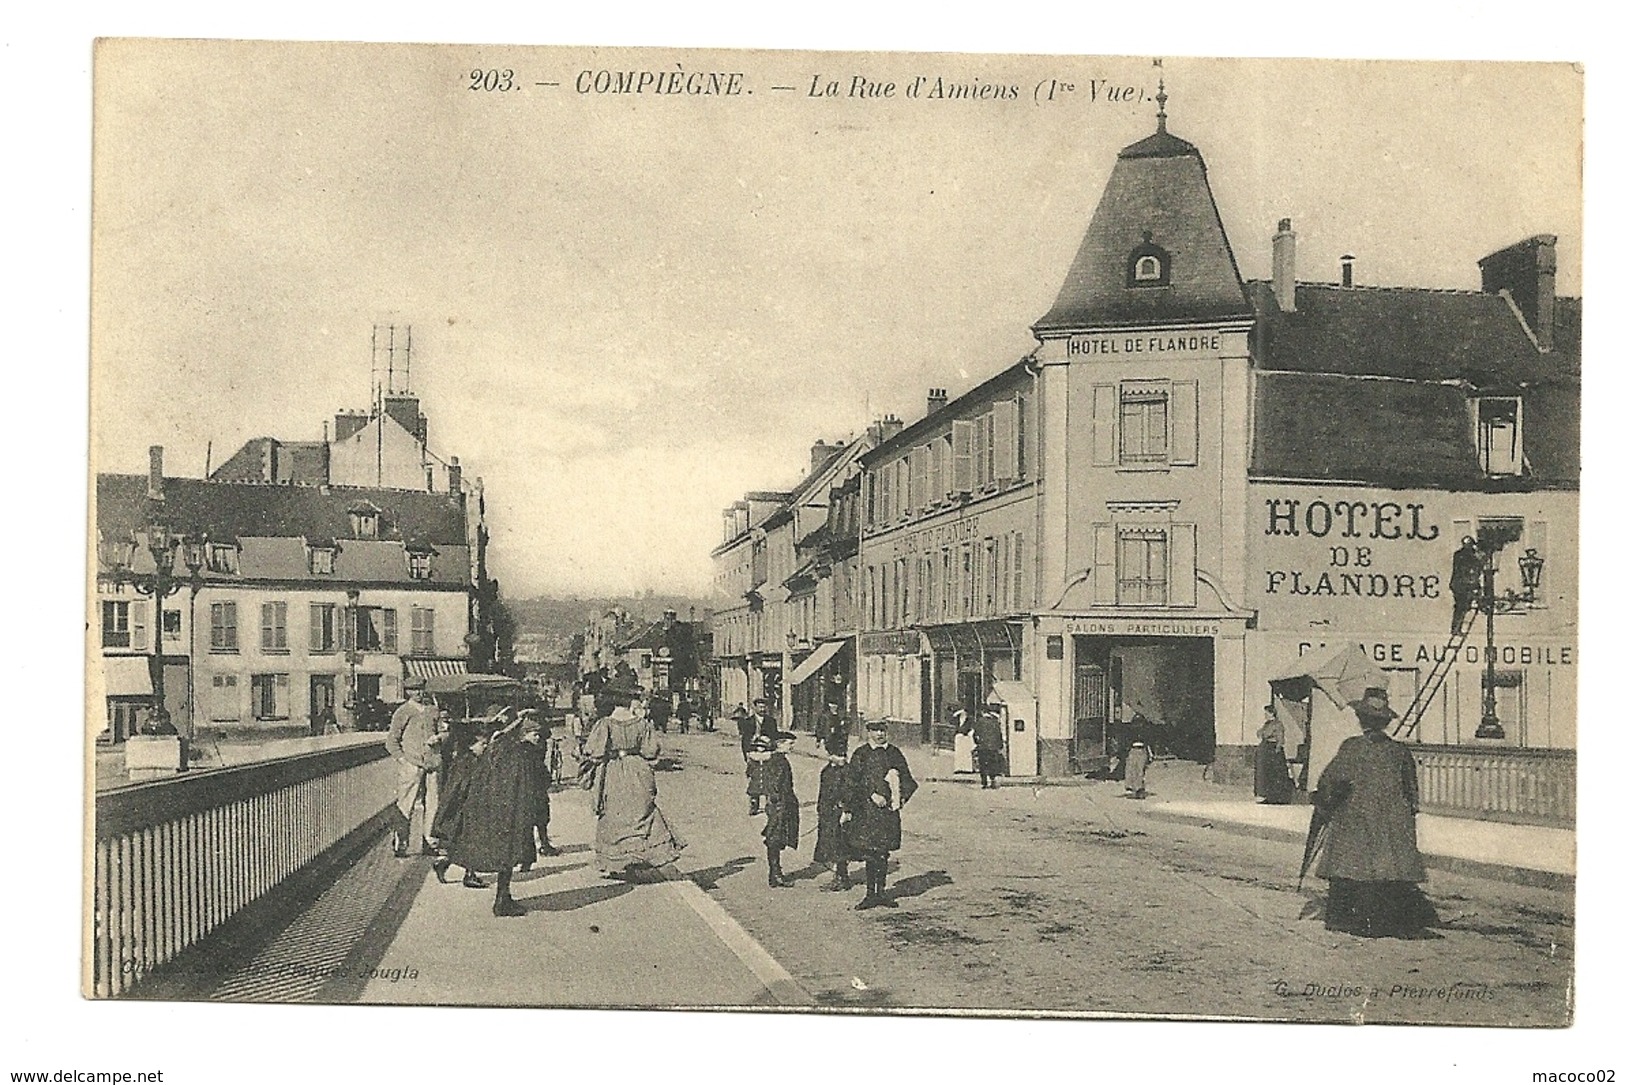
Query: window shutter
261,603,274,649
952,420,975,493
382,609,398,654
1016,394,1030,479
309,605,323,651
1170,380,1198,466
936,438,952,501
1169,523,1198,607
993,400,1018,481
911,450,927,510
1094,524,1117,606
1093,384,1117,466
132,601,148,652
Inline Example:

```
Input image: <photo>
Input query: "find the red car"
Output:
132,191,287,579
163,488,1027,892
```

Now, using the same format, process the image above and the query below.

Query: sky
90,46,1583,600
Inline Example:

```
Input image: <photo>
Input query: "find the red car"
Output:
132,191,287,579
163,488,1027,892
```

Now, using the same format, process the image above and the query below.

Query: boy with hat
813,724,854,890
843,720,918,909
753,730,801,888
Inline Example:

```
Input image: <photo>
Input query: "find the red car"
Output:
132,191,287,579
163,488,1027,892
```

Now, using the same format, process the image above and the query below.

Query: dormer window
405,542,436,580
1473,396,1524,476
307,542,337,575
348,502,383,539
206,542,239,575
1127,232,1172,288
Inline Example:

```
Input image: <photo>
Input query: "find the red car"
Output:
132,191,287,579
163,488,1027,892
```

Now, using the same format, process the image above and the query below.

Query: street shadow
686,856,756,890
889,869,953,901
516,881,635,912
512,861,591,884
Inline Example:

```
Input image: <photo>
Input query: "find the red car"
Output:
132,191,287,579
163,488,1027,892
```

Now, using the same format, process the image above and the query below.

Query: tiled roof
1248,282,1581,488
1248,282,1580,384
1034,128,1250,332
95,475,472,582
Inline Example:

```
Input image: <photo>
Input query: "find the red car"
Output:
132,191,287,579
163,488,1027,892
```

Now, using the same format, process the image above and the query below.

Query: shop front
788,637,853,736
920,621,1027,748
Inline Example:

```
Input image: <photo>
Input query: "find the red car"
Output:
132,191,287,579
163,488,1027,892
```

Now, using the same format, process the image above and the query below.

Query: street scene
85,41,1580,1035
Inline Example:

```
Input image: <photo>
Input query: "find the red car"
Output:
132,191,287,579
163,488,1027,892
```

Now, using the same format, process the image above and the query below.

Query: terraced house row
712,106,1579,822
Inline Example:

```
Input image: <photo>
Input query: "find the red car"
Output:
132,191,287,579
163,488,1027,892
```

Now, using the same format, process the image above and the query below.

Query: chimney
1479,234,1557,350
334,412,368,442
447,456,463,495
1271,219,1297,313
879,413,904,443
926,388,949,414
663,608,678,628
810,440,841,473
1340,254,1355,288
383,395,422,438
147,445,165,500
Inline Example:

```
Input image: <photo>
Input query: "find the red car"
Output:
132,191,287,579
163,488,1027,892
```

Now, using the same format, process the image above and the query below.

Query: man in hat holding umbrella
1305,687,1435,937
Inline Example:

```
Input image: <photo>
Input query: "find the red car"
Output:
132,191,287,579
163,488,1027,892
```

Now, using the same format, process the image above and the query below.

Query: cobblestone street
652,732,1572,1024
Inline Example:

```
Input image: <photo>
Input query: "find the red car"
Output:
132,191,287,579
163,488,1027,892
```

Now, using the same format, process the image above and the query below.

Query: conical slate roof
1033,124,1250,332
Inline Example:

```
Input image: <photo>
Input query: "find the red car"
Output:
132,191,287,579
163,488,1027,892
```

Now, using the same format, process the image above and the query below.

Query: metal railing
1412,744,1576,826
89,737,394,997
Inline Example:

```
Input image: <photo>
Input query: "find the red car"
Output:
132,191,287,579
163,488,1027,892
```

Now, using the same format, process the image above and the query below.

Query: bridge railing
89,737,395,997
1412,743,1576,827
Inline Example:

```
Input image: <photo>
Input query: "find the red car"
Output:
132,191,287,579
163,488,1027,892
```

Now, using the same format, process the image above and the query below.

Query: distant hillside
506,592,715,660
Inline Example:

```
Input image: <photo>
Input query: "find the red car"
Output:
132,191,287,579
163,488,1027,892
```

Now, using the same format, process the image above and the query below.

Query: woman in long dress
1254,704,1295,805
1312,688,1436,937
582,685,685,878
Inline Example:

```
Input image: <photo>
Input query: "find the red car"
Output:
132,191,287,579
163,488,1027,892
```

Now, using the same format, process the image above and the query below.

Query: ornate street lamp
105,521,205,769
1475,527,1545,740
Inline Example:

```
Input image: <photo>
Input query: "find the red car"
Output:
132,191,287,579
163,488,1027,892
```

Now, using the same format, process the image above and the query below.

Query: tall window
1117,529,1169,606
1476,397,1522,476
210,601,238,652
261,601,288,652
251,673,290,720
101,600,144,649
353,606,398,653
1120,383,1170,464
309,603,338,653
411,606,437,655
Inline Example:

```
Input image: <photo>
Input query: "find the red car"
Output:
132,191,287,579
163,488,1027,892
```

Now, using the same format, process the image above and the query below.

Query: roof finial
1153,58,1168,134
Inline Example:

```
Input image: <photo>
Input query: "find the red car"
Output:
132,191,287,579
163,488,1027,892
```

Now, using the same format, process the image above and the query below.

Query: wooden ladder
1392,605,1478,740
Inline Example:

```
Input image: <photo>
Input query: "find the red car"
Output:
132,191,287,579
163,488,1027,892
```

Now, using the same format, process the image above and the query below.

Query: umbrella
1297,804,1331,891
1273,641,1387,710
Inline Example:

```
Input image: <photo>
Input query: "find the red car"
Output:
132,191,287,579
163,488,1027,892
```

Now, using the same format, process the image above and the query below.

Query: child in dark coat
814,727,853,891
755,731,801,888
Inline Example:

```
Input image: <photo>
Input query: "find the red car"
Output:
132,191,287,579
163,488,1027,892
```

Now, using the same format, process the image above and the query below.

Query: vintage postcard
87,40,1580,1026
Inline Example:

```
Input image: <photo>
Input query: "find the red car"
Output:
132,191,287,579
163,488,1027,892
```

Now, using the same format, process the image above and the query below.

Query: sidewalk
354,789,812,1008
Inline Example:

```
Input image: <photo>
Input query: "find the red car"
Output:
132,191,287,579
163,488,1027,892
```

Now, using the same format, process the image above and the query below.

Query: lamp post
105,522,206,769
1474,527,1546,741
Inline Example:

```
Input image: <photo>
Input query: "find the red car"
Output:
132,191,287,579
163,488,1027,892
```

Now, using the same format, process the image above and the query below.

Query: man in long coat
843,719,918,910
1312,687,1436,936
386,677,441,857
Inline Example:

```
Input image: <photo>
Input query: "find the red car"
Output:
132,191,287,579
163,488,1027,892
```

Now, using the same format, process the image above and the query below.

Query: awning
789,638,848,685
1270,641,1386,709
103,656,152,696
987,680,1035,707
405,658,469,679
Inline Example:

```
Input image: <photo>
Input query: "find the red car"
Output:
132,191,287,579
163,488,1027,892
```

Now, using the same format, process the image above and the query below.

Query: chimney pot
1341,254,1355,288
147,446,165,501
1272,219,1298,313
926,387,949,415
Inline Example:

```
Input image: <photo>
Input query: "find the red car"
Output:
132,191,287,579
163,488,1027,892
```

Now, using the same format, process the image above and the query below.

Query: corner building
860,110,1578,805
